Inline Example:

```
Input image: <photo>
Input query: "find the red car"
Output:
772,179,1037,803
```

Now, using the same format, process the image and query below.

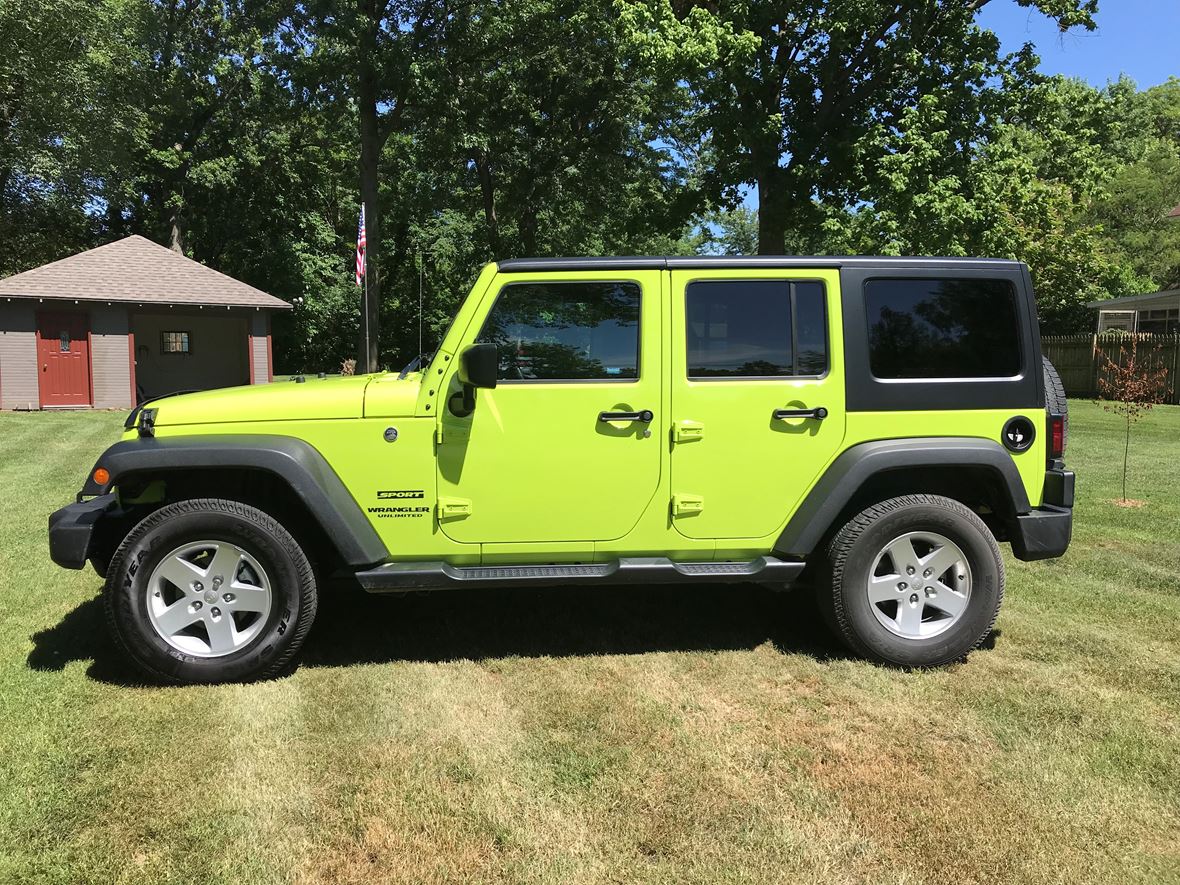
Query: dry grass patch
2,402,1179,884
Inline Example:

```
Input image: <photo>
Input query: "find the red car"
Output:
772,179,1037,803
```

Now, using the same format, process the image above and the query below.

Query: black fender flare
80,435,388,567
774,437,1032,559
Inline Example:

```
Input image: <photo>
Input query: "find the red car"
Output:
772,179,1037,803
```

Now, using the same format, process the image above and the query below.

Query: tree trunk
169,203,185,254
1123,415,1131,502
520,204,538,257
756,167,785,256
357,8,381,373
472,150,500,256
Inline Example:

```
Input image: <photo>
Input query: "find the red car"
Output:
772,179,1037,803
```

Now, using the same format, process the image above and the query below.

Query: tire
103,498,318,684
820,494,1003,667
1042,356,1068,446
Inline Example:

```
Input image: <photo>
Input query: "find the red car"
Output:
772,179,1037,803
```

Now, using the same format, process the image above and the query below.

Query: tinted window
865,278,1021,379
686,280,827,377
477,281,640,381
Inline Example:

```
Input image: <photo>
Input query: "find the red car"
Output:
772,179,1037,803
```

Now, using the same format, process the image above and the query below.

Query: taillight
1048,414,1065,460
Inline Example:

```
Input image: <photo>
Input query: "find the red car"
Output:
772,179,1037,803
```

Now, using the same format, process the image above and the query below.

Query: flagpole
357,200,370,371
364,247,370,368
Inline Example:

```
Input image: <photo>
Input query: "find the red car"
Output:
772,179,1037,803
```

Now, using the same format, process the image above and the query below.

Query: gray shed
0,236,291,410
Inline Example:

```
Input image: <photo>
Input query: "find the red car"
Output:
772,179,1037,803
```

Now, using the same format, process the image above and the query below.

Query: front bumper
1011,468,1075,562
48,494,117,570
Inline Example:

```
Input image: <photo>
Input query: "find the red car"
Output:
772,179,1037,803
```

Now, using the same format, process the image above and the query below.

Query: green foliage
1086,79,1180,291
2,0,1179,358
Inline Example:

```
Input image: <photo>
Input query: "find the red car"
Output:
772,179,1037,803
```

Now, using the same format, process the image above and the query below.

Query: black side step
355,556,805,593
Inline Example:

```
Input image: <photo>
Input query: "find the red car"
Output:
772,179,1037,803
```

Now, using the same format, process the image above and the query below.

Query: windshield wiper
398,351,434,380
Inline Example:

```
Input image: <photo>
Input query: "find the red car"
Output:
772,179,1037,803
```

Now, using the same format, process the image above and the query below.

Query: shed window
1136,308,1179,335
161,331,192,354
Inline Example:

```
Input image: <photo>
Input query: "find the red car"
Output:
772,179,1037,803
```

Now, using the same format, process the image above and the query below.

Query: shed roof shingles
0,235,291,309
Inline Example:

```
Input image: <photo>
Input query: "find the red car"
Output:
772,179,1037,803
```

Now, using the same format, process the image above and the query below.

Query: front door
36,311,92,407
436,271,663,545
669,269,846,540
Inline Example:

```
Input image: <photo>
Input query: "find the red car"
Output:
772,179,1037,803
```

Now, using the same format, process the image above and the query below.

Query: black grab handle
599,409,654,423
772,407,828,421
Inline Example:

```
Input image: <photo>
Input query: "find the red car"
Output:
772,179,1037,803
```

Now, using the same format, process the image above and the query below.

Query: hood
143,375,378,427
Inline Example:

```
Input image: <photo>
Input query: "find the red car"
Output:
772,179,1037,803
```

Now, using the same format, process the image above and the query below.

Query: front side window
477,281,640,381
161,331,192,354
685,279,827,378
865,278,1021,379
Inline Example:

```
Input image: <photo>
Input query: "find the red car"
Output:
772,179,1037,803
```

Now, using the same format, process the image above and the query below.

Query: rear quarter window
865,278,1022,379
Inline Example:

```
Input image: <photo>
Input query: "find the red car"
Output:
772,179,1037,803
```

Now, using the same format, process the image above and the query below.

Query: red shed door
37,311,92,407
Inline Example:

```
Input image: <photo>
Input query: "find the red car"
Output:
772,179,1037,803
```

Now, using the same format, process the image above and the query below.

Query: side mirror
459,343,498,389
450,343,498,417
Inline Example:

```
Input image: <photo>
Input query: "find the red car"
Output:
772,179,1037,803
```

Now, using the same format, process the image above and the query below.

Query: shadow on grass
27,581,855,685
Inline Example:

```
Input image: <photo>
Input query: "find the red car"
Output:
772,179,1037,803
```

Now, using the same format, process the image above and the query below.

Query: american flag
356,202,366,286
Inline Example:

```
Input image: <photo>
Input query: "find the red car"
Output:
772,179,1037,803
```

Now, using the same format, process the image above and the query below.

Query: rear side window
686,280,827,378
865,278,1021,379
477,281,640,381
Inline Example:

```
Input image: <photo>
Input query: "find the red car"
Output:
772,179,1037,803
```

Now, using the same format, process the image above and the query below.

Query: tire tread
823,493,1004,666
103,497,317,684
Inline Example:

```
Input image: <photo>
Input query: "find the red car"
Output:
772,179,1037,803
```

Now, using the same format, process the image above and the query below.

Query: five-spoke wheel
820,494,1003,667
867,531,971,640
146,541,274,657
104,498,317,684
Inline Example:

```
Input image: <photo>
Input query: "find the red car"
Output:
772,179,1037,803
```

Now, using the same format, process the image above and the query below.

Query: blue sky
979,1,1178,89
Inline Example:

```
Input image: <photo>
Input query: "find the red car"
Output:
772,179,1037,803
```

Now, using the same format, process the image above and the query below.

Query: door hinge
671,493,704,517
671,419,704,444
437,497,472,520
435,424,445,445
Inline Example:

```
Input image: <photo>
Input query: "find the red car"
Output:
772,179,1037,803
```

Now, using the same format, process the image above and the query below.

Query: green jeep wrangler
48,257,1074,684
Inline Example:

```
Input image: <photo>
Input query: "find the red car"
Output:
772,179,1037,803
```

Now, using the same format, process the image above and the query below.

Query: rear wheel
103,498,317,684
820,494,1003,667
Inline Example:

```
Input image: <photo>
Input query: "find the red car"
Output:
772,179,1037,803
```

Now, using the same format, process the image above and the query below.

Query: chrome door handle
773,407,828,421
599,409,654,423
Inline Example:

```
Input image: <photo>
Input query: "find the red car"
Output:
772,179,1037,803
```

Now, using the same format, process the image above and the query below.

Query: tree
367,0,700,367
1096,338,1169,504
430,0,694,258
276,0,448,371
835,74,1152,332
621,0,1098,254
1087,78,1180,292
99,0,277,255
0,0,131,275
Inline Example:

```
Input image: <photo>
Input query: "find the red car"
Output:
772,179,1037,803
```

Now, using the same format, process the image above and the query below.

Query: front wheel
103,498,318,684
820,495,1004,667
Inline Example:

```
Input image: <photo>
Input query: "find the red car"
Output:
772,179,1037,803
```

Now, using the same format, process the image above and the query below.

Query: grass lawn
0,402,1177,884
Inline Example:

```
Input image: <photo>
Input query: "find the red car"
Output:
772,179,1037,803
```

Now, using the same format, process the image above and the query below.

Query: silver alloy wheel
867,531,972,640
145,540,273,658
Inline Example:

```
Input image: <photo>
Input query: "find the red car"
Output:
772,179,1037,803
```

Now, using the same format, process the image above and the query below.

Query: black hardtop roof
497,255,1025,273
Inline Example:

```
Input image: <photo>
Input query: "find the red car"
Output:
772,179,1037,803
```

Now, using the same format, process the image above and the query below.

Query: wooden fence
1042,333,1180,403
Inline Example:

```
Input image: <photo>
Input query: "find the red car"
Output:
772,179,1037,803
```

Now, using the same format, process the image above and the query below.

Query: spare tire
1042,356,1068,449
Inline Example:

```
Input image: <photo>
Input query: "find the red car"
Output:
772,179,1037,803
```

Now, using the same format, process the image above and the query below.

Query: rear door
36,311,92,407
668,269,845,540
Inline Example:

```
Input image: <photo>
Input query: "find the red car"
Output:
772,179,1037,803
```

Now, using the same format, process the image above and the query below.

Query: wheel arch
82,435,388,572
775,438,1031,560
